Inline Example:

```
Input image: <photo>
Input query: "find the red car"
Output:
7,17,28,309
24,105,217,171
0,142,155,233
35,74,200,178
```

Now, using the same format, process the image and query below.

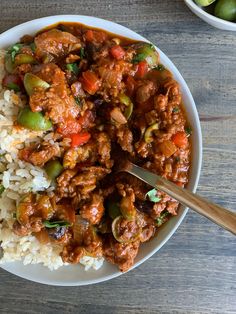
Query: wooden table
0,1,235,313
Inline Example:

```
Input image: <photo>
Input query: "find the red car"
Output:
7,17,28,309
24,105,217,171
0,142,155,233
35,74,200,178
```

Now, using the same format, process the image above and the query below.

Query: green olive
5,54,15,73
194,0,216,6
17,106,52,131
14,54,37,66
107,201,121,220
23,73,50,96
111,216,141,243
133,43,159,68
214,0,236,21
44,160,63,180
144,123,159,143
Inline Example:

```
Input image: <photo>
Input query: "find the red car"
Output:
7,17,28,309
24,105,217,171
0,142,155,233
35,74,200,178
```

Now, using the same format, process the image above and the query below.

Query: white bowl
0,15,202,286
184,0,236,31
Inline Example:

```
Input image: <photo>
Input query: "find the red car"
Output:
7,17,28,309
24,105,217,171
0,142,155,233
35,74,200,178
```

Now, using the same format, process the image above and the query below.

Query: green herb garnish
7,83,20,92
172,107,179,113
30,42,36,52
0,184,5,196
80,47,85,59
185,126,192,136
145,188,161,203
154,64,165,71
12,212,17,218
132,53,146,64
156,211,170,227
8,43,23,62
74,96,81,106
43,220,71,228
66,63,79,75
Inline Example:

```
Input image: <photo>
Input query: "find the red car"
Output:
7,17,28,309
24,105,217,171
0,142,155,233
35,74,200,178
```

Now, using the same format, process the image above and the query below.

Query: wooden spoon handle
127,163,236,235
156,176,236,235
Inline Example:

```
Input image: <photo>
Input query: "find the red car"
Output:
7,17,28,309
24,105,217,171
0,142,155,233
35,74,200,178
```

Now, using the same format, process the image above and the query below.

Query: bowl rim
0,14,202,286
184,0,236,27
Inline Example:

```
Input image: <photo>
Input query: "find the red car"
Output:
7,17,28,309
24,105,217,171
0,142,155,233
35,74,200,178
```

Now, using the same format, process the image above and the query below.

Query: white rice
0,49,104,271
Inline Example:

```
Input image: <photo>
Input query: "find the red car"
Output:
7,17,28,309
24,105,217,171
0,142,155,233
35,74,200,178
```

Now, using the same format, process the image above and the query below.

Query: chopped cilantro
66,63,79,75
145,188,161,203
43,220,71,228
156,211,170,227
132,53,146,64
7,83,20,92
172,107,179,113
185,126,192,136
80,47,85,59
154,64,165,71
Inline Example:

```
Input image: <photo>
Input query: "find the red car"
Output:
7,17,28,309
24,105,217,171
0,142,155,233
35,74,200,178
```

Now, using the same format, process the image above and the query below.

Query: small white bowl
0,15,202,286
184,0,236,31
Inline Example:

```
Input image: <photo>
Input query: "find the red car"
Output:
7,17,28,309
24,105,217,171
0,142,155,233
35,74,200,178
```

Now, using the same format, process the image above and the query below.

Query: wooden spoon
119,160,236,235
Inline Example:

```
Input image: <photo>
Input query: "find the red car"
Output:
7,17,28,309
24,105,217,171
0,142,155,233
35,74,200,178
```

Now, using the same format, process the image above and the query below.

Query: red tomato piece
80,71,100,95
136,60,148,78
172,132,188,148
69,132,91,148
85,30,107,43
110,45,125,60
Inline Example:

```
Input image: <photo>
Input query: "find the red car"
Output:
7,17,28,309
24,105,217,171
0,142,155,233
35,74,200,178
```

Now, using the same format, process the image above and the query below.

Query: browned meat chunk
80,192,104,225
35,29,81,58
136,80,157,103
30,63,80,125
19,142,60,167
117,125,133,153
103,235,140,272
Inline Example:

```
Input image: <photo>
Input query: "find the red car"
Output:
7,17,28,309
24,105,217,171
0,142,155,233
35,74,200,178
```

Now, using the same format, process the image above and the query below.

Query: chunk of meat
30,63,80,126
80,192,104,225
116,125,133,153
35,29,81,58
19,142,60,167
63,142,96,169
103,235,140,272
96,132,113,168
61,245,85,264
56,168,78,198
136,80,157,103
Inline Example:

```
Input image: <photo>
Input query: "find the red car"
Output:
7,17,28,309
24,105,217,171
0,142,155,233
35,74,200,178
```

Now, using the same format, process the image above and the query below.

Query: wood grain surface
0,0,235,313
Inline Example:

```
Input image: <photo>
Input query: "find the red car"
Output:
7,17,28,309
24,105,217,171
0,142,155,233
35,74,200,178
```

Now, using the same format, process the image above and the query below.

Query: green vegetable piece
172,107,179,113
194,0,216,6
156,211,170,227
44,160,63,180
144,123,159,143
119,93,131,106
133,43,159,68
108,202,121,219
8,43,23,62
17,106,52,131
124,102,133,120
66,63,79,75
214,0,236,21
23,73,50,96
0,184,5,195
14,54,37,66
185,126,192,136
145,188,161,203
5,53,15,73
112,216,141,243
154,64,165,71
6,82,20,92
30,42,36,52
80,47,85,59
43,220,71,228
74,96,81,106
